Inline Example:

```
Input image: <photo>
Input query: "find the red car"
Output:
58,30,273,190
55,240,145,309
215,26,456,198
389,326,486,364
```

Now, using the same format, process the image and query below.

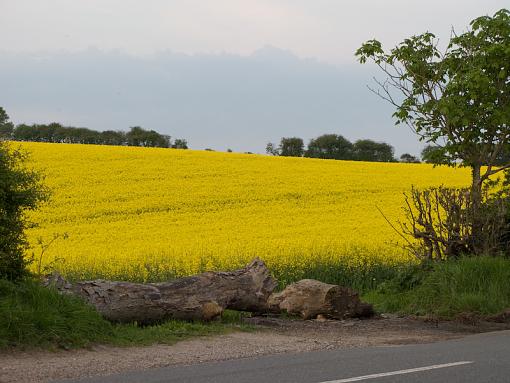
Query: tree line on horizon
266,135,425,163
1,106,436,162
0,108,188,149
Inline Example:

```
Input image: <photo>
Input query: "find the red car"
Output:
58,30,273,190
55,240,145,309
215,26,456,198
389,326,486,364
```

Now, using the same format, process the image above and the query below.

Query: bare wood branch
375,205,414,248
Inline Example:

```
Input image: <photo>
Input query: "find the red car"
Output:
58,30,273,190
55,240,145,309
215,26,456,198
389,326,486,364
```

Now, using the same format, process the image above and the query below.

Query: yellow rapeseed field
21,142,470,283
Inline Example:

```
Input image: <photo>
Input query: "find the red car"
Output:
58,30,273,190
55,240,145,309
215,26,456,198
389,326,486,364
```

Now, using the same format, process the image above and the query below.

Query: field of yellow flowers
21,142,470,285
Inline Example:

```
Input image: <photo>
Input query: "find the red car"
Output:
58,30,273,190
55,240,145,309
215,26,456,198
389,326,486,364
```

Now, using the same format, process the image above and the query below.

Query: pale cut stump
44,258,277,324
268,279,374,320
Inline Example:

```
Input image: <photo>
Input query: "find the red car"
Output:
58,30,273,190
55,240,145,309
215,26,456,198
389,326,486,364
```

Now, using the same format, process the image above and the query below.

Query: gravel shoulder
2,316,509,383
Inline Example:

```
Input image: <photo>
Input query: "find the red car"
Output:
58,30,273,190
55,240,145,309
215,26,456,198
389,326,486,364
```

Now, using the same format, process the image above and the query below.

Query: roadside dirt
2,315,509,383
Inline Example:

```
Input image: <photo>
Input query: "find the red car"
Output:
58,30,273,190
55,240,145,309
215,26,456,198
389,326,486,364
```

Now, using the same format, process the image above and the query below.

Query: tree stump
268,279,374,320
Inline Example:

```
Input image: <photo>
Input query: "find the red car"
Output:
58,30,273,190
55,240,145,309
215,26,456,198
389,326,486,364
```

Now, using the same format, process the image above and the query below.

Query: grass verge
365,256,510,319
0,279,250,350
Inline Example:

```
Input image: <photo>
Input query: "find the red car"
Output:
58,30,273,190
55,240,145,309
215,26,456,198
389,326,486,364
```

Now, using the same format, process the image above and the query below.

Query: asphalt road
59,330,510,383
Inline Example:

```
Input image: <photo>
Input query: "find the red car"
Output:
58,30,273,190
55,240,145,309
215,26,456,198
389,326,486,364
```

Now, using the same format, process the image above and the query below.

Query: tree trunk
471,163,483,254
471,164,482,207
267,279,374,320
44,259,277,324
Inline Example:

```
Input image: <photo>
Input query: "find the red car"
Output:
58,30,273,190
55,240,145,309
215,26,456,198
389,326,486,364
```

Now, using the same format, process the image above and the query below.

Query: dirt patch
2,316,509,383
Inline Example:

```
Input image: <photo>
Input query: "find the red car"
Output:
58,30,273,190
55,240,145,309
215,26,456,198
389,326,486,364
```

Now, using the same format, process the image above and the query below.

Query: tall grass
272,259,411,292
366,256,510,318
0,278,112,348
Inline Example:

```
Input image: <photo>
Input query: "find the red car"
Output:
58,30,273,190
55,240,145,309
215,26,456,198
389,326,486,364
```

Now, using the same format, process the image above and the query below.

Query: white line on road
320,361,474,383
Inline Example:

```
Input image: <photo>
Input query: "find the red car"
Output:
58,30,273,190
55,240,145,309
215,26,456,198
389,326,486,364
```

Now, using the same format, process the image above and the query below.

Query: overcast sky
0,1,507,155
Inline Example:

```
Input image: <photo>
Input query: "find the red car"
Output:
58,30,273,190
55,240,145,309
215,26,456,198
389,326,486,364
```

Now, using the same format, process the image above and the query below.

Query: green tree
305,134,353,160
356,9,510,211
101,130,126,146
126,126,169,148
12,124,40,141
420,145,446,164
0,107,14,139
279,137,304,157
353,139,395,162
172,139,188,149
400,153,420,163
0,142,49,280
265,142,279,156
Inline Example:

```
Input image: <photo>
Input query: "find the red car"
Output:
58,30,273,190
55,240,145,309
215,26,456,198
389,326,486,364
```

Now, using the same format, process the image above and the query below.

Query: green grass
0,278,111,349
0,279,250,350
272,258,410,292
108,310,249,347
365,256,510,318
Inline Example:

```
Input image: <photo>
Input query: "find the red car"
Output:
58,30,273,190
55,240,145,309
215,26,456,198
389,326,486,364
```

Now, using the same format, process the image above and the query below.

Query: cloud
1,0,506,64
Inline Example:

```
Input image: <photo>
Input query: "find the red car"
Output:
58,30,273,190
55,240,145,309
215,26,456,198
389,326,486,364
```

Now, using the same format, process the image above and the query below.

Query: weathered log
267,279,374,320
44,258,277,324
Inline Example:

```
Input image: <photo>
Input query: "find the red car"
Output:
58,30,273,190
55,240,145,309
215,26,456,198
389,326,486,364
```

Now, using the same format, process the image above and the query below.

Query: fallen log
268,279,374,320
44,258,277,324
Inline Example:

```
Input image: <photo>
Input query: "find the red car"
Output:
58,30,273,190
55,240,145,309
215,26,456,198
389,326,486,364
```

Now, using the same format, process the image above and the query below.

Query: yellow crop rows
21,142,470,282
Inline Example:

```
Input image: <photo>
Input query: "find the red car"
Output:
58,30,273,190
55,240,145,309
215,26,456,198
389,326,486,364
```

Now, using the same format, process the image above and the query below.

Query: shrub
0,141,49,280
400,186,510,260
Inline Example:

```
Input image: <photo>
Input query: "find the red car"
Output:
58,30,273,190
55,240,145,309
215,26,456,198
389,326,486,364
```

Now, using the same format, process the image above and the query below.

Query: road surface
58,330,510,383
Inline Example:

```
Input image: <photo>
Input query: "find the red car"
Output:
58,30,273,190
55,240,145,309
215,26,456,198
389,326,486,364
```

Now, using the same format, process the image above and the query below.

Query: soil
2,315,510,383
